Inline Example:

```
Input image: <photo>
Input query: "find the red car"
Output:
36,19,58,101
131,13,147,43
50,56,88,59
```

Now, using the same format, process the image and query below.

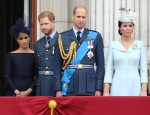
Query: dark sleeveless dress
5,53,37,96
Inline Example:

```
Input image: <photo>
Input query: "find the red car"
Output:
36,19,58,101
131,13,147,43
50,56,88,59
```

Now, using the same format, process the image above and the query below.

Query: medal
45,42,49,48
87,50,94,59
63,82,66,88
90,40,93,49
87,38,94,59
87,40,94,49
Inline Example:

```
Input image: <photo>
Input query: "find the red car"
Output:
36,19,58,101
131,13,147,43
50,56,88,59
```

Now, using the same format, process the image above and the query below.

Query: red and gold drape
0,96,149,115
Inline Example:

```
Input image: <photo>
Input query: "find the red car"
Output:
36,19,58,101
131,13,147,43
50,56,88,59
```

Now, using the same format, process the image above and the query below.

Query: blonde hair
73,5,88,15
38,11,55,22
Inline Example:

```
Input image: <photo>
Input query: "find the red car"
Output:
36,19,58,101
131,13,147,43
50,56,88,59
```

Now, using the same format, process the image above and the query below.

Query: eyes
40,23,49,26
122,24,134,28
18,36,29,40
76,16,86,19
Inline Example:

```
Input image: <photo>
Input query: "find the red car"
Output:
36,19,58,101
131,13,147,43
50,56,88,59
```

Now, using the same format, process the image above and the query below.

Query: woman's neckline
11,49,34,53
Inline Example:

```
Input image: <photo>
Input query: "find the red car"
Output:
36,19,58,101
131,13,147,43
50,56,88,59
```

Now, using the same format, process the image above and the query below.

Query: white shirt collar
73,27,84,37
45,31,56,39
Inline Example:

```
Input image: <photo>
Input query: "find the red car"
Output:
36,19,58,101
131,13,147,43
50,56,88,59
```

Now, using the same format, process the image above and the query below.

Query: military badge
132,44,137,50
63,82,66,88
87,50,94,59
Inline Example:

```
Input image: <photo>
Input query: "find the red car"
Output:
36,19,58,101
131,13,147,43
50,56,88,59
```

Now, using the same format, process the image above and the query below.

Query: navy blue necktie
77,31,81,41
47,36,51,44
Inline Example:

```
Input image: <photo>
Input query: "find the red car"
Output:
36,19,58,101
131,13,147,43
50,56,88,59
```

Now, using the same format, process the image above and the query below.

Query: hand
95,90,102,96
103,92,110,96
20,88,32,97
14,89,21,97
140,91,147,96
56,91,63,97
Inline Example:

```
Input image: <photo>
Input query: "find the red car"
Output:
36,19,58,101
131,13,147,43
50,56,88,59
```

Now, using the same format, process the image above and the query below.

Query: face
39,17,54,36
119,22,134,37
16,32,30,49
72,7,87,30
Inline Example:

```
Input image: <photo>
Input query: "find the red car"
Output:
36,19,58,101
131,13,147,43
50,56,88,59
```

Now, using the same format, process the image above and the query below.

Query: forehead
121,22,134,26
40,17,51,24
75,7,87,16
18,32,28,37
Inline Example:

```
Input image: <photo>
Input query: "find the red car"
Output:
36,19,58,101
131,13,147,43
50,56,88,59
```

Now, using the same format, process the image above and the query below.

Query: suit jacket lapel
69,28,89,43
48,32,58,48
69,29,78,42
39,37,47,48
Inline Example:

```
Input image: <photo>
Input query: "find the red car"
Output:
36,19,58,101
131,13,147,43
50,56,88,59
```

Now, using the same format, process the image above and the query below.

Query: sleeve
33,44,39,79
54,40,63,91
95,33,105,90
5,53,16,91
104,42,114,83
140,42,148,83
29,56,37,89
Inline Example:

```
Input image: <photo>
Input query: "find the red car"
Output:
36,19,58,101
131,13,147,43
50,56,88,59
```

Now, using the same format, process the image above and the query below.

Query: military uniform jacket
54,28,105,96
34,32,59,96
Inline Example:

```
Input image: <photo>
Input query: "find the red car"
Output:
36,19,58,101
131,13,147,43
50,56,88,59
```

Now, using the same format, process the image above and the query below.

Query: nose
22,38,26,42
80,17,83,21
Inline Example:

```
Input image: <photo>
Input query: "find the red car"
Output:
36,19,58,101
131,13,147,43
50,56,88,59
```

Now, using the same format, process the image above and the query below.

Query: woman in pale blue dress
103,8,148,96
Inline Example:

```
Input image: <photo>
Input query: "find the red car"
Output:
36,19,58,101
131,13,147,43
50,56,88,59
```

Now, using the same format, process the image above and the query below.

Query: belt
39,70,53,76
67,64,94,69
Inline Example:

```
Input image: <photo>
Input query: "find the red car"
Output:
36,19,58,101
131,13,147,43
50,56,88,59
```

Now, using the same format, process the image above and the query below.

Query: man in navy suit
54,5,105,97
34,11,59,96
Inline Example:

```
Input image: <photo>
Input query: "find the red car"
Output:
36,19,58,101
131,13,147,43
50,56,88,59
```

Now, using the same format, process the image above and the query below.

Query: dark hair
118,21,122,36
9,18,30,39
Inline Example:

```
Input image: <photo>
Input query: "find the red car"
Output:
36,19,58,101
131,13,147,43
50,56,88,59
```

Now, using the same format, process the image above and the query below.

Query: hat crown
119,8,136,24
9,17,29,38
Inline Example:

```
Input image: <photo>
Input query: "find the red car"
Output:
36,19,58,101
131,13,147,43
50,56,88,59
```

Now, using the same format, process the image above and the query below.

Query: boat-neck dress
5,53,37,96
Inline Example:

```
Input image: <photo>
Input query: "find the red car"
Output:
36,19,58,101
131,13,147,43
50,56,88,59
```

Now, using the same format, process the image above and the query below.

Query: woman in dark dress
5,18,37,96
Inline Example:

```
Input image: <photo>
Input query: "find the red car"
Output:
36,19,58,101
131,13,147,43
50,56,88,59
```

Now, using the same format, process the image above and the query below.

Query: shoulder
60,29,72,35
86,29,102,40
87,28,101,35
60,29,73,40
111,40,119,45
6,52,11,56
37,37,45,42
34,37,44,46
134,39,143,44
108,40,120,49
28,49,34,53
87,29,98,33
133,39,145,49
11,50,18,53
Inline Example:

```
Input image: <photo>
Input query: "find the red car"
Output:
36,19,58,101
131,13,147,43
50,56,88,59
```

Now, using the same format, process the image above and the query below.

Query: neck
18,47,30,53
121,36,133,42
